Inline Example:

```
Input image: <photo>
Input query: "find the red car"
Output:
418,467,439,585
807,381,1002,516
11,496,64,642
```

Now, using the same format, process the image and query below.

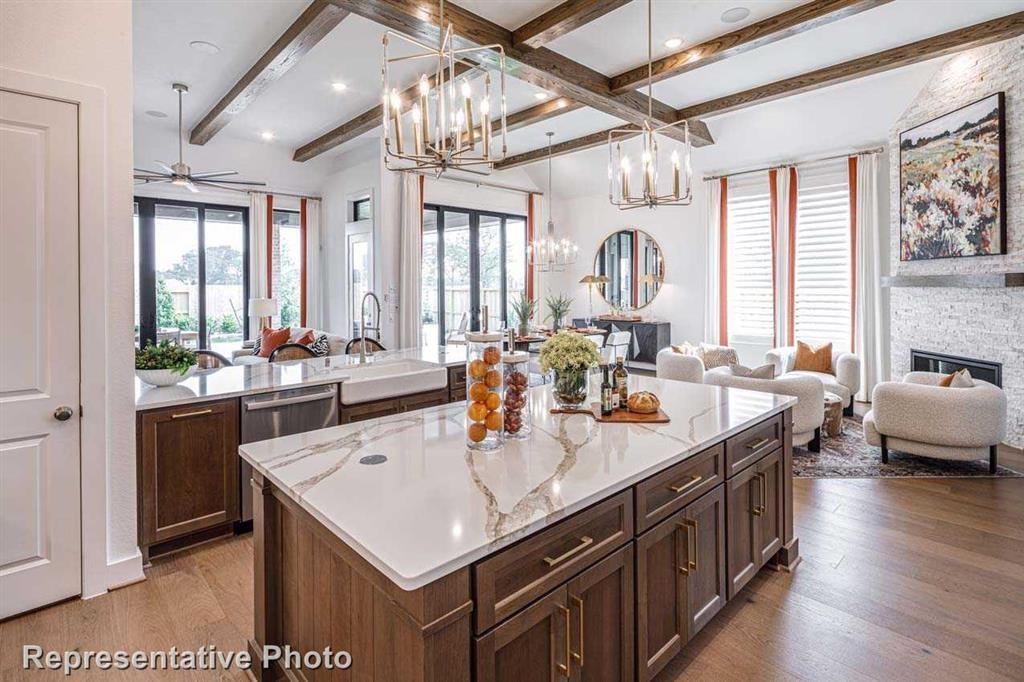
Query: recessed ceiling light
664,37,683,49
534,92,548,101
331,81,347,92
260,131,275,141
189,40,221,55
145,110,168,118
721,7,750,23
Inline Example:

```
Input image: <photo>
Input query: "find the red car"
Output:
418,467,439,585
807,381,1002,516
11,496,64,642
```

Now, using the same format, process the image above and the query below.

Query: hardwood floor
2,478,1022,680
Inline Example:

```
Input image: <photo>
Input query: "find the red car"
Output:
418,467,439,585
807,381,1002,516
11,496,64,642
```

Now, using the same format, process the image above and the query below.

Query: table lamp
249,297,278,331
579,274,609,325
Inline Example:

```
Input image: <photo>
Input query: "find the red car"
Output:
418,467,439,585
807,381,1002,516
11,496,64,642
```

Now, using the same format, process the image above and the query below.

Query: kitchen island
239,376,799,681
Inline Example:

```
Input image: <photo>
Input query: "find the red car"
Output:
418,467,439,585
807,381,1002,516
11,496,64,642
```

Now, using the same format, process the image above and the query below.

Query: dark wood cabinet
566,545,634,682
636,485,726,680
726,448,784,599
340,387,452,424
137,398,239,553
755,449,784,567
475,588,570,682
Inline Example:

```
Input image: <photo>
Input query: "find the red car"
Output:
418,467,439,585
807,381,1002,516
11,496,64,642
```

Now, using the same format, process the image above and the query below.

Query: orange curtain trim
526,193,536,301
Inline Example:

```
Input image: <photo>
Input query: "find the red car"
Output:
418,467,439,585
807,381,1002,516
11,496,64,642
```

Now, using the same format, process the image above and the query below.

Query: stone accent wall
888,37,1024,446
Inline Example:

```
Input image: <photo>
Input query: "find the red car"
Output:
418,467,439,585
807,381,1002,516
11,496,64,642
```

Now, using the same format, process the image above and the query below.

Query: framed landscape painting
899,92,1006,261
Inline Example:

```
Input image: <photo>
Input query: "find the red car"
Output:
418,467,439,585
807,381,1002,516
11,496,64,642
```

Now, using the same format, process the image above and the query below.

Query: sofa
765,345,861,414
655,348,704,384
704,366,825,451
863,371,1006,472
231,328,347,365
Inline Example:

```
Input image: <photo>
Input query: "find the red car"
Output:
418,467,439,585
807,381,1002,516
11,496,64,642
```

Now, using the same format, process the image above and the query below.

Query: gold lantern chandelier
530,132,579,272
608,0,693,209
381,0,508,176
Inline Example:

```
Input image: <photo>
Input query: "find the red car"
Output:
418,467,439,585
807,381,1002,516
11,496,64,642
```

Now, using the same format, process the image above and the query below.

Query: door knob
54,406,74,421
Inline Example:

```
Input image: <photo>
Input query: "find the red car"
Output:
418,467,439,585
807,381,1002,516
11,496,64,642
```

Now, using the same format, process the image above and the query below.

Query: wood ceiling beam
674,11,1024,121
496,12,1024,170
470,97,583,141
292,63,472,162
513,0,632,48
189,0,349,145
326,0,713,147
609,0,892,94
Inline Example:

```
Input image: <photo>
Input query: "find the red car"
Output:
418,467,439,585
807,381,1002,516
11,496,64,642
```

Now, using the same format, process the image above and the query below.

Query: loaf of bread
627,391,660,414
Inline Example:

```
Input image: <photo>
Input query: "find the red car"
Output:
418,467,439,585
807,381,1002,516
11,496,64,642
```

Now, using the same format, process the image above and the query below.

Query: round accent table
823,392,844,438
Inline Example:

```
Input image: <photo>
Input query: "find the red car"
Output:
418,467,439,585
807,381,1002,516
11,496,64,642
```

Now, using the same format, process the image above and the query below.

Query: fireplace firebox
910,349,1002,387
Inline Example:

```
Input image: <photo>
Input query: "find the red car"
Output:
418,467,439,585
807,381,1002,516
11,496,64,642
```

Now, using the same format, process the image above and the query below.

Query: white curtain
248,191,269,335
854,152,886,401
703,178,721,344
772,168,792,349
304,198,324,330
398,173,422,348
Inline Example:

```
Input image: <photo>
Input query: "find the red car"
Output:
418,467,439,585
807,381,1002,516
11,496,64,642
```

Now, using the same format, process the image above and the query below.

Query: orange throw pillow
792,340,833,374
294,330,315,346
257,326,291,358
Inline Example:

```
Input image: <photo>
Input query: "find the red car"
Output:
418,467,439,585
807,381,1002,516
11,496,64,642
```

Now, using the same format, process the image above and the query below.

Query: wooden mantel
881,273,1024,288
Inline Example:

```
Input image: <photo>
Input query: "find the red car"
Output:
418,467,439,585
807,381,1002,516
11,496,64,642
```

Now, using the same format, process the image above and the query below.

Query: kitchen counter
238,375,796,590
134,345,467,410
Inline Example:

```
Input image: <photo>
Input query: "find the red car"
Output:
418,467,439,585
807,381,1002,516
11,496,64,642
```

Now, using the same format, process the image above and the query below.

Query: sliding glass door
422,204,527,346
135,197,249,352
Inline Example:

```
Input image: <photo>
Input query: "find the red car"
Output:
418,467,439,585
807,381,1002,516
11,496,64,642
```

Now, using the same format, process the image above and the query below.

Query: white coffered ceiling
133,0,1024,164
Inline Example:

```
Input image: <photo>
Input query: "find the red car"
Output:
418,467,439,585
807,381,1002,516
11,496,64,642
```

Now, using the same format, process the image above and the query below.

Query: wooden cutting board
550,403,670,424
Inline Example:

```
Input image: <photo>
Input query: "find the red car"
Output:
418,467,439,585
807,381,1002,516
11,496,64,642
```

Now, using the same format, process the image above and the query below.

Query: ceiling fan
134,83,267,193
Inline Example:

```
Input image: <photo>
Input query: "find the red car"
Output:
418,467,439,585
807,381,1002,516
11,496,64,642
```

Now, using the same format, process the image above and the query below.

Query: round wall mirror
593,228,664,309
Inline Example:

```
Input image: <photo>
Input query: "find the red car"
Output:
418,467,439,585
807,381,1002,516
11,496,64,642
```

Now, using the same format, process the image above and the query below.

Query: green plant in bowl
544,293,573,331
510,293,537,336
135,340,198,386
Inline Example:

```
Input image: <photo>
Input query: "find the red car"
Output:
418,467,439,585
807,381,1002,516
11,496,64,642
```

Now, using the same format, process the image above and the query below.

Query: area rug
793,414,1021,479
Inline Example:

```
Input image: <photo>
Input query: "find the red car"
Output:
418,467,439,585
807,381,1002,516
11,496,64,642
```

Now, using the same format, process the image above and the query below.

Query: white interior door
0,89,81,618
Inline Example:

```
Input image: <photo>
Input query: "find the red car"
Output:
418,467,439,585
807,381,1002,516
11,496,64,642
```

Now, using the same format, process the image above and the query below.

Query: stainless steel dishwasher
239,383,340,521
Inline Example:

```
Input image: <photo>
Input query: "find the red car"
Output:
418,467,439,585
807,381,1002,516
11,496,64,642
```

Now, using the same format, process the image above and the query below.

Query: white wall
532,63,938,366
1,0,139,591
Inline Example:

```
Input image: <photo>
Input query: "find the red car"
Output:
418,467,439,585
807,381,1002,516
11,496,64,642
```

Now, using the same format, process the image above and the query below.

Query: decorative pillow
939,368,974,388
293,330,316,346
257,326,291,359
698,343,738,370
671,342,697,356
252,335,262,356
308,333,331,357
728,362,776,380
792,340,832,374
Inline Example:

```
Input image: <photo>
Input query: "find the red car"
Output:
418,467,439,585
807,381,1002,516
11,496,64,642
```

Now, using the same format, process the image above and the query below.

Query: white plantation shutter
794,159,851,353
726,173,773,345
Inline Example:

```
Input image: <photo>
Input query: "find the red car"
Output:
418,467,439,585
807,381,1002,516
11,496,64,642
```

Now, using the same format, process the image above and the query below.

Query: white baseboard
98,549,146,595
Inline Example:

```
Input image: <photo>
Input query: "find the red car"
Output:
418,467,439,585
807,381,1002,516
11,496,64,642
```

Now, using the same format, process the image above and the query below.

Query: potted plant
545,293,573,331
539,330,602,409
135,340,198,387
510,293,536,337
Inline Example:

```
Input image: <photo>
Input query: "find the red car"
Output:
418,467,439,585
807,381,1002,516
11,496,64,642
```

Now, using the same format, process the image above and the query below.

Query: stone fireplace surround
887,37,1023,447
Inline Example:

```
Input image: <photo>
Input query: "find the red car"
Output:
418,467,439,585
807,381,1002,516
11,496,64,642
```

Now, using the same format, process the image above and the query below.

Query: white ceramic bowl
136,365,197,387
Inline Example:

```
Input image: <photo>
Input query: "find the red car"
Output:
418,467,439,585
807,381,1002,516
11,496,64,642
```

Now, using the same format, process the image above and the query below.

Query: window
135,197,248,352
726,174,774,346
421,205,527,346
272,209,303,328
352,197,371,222
794,159,851,353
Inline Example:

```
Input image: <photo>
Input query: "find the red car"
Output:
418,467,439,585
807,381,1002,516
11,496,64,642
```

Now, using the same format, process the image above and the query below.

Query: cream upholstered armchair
765,345,861,415
863,372,1006,473
704,367,825,451
655,348,704,384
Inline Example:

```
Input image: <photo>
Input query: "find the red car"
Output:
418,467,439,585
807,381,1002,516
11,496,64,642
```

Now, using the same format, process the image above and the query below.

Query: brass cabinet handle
571,595,584,667
759,472,768,515
557,603,571,677
666,474,703,494
170,408,213,420
675,522,691,575
751,474,762,516
745,436,770,450
685,518,699,572
543,536,594,567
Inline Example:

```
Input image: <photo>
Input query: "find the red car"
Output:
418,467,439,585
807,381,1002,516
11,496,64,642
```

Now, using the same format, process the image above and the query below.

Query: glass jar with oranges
465,332,504,450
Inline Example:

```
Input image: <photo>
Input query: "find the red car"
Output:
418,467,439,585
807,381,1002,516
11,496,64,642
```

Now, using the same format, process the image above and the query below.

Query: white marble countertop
135,345,467,410
238,375,796,590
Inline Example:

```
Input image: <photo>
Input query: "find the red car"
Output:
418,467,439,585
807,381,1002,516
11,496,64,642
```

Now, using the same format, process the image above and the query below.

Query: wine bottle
613,357,629,408
600,364,613,416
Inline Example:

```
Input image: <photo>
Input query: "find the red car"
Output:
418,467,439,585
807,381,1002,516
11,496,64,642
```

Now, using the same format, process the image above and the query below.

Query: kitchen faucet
359,291,381,363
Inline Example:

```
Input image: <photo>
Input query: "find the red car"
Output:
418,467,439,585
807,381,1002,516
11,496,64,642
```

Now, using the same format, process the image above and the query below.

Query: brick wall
888,37,1024,446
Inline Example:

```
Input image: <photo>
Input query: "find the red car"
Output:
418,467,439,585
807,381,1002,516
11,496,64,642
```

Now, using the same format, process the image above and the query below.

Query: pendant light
530,132,578,272
381,0,508,176
608,0,693,209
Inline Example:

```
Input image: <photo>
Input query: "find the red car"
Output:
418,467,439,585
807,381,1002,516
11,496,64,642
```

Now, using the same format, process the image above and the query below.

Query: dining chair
194,349,233,369
269,343,317,362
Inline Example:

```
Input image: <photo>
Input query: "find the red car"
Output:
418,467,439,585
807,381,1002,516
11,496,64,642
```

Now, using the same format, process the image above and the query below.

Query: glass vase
465,332,504,451
552,366,589,409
